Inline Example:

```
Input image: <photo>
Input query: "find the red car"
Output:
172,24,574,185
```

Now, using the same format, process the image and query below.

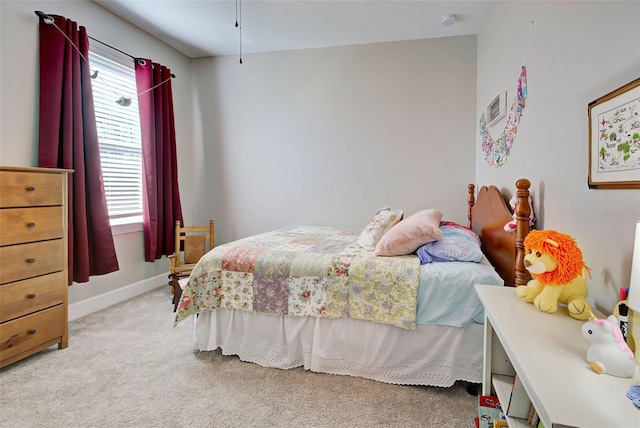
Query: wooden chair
168,219,214,311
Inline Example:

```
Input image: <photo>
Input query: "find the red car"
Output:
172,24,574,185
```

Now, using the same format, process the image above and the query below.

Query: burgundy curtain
135,59,183,262
38,14,119,283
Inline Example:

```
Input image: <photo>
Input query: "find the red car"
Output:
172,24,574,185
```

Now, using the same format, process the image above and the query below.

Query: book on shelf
478,395,503,428
531,409,540,426
506,372,532,419
527,403,537,425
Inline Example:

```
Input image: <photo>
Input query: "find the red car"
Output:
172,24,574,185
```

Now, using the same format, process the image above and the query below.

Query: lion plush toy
516,230,592,320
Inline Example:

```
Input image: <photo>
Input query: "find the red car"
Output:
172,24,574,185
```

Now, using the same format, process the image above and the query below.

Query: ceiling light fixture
441,14,456,27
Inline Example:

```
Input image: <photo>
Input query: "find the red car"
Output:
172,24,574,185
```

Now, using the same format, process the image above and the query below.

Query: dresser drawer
0,305,65,363
0,240,64,285
0,171,63,208
0,207,63,246
0,272,65,323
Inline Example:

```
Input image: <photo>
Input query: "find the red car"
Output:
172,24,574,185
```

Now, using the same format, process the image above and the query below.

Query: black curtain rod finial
35,10,54,25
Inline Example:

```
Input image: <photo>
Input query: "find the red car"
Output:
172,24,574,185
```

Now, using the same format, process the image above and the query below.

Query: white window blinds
89,45,143,223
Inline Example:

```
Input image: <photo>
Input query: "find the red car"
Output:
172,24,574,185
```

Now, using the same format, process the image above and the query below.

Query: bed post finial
514,178,532,286
467,184,475,229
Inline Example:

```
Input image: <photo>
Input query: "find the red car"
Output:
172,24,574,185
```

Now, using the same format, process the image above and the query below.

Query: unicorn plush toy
581,312,636,378
503,193,535,232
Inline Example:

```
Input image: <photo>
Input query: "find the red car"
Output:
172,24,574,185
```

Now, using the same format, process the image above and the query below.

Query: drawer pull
27,186,36,192
27,222,36,228
28,329,37,335
28,293,36,299
26,258,36,263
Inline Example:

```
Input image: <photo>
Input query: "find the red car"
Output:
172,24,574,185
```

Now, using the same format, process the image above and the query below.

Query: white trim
68,273,168,321
111,220,143,235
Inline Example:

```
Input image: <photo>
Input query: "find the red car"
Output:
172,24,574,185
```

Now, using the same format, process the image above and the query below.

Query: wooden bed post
467,184,475,229
514,178,531,287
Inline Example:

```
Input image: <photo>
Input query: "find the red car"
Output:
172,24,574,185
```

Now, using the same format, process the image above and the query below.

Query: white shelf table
475,284,640,428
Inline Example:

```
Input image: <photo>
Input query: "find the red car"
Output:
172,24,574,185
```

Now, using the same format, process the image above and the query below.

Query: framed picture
486,91,506,127
588,77,640,189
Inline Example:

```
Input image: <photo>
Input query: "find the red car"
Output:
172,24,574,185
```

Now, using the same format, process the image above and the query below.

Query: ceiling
93,0,489,58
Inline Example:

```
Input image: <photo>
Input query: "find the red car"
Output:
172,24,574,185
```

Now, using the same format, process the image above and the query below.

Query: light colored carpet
0,286,478,428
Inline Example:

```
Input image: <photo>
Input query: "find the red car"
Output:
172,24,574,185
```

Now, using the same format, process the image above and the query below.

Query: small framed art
588,77,640,189
486,91,506,127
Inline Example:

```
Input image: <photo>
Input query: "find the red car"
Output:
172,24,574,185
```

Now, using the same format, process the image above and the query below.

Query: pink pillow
374,209,444,256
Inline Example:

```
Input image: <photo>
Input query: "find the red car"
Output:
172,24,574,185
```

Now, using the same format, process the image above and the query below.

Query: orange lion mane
524,230,589,286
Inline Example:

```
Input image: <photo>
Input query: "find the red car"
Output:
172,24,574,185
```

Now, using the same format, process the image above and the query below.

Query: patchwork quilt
174,226,421,329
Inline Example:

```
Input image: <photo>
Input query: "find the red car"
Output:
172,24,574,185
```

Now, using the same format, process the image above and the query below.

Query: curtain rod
88,35,135,60
34,11,176,78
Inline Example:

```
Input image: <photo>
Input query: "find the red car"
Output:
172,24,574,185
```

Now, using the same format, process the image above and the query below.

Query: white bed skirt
194,309,483,387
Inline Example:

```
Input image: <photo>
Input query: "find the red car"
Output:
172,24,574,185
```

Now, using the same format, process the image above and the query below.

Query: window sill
111,216,143,235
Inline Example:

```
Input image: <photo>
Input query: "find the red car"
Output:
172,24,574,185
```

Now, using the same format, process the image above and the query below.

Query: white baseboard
68,273,168,321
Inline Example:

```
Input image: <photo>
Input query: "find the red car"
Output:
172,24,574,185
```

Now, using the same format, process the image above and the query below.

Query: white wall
0,0,196,305
10,1,634,317
476,1,640,313
191,36,478,245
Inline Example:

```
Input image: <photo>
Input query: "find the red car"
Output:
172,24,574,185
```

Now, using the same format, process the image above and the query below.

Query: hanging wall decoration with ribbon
480,66,528,167
480,22,533,167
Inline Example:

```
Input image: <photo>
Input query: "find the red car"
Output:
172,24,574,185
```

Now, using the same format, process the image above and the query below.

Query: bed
174,179,532,387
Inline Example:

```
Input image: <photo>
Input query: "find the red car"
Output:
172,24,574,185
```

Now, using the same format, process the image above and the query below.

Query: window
89,44,143,227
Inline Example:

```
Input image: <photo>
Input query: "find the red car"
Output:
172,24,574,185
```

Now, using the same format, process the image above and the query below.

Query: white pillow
357,207,404,251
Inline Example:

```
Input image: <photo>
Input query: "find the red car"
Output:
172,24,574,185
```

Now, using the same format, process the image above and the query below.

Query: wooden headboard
467,179,531,287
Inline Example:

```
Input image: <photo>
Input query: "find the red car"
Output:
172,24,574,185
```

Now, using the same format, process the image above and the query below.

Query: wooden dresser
0,166,71,368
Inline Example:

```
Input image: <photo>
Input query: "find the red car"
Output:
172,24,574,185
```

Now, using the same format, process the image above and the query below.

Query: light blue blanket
416,256,503,327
